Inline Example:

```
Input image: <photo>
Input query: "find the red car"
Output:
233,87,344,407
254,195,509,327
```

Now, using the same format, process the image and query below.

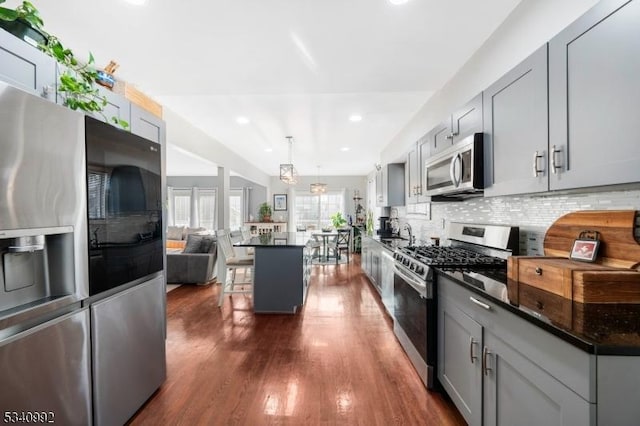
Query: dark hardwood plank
129,256,465,425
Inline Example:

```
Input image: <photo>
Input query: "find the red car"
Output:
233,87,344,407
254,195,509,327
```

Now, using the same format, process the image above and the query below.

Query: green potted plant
258,202,272,222
0,1,128,129
330,212,347,229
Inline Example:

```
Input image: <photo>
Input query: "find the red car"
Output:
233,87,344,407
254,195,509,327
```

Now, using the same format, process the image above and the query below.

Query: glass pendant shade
310,165,326,193
279,136,298,184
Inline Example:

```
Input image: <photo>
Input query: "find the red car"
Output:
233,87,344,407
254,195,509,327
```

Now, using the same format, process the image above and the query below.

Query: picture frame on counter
570,239,600,262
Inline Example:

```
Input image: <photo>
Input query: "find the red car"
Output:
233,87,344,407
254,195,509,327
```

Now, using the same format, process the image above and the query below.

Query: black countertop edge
435,268,602,354
236,232,310,248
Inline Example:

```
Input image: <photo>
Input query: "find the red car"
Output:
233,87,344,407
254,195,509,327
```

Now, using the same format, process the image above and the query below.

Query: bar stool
216,229,253,307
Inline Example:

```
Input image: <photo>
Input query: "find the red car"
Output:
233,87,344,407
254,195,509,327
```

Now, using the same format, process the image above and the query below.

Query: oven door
393,263,436,388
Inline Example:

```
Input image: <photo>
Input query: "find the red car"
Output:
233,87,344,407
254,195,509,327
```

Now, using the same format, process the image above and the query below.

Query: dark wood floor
129,256,465,425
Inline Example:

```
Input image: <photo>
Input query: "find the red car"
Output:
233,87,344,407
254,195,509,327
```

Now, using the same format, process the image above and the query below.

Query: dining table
310,231,340,262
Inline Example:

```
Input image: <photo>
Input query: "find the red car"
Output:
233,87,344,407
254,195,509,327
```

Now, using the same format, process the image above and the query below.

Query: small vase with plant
330,212,347,230
259,202,272,222
0,0,128,129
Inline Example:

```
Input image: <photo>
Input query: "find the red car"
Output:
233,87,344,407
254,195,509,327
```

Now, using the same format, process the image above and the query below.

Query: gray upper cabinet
430,93,483,156
130,104,165,144
405,144,419,205
99,86,131,126
376,163,405,207
549,0,640,190
452,93,483,144
483,45,549,197
0,28,56,100
406,134,429,204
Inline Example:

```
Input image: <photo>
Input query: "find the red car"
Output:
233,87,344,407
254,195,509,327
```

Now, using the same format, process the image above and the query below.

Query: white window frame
294,189,346,230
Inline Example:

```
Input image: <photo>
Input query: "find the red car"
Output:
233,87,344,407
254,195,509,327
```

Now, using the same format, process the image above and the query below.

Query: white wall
381,0,598,164
164,108,271,188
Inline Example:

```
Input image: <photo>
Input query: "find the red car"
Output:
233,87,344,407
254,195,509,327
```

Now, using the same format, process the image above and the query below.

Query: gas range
392,222,519,282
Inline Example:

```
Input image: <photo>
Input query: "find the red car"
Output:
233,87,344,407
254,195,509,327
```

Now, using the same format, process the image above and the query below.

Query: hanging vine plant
0,1,128,129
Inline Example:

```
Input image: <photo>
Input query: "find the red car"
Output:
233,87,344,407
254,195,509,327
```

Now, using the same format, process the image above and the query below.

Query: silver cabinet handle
551,145,562,174
533,150,545,177
482,346,492,376
469,296,491,310
416,185,422,195
469,336,478,364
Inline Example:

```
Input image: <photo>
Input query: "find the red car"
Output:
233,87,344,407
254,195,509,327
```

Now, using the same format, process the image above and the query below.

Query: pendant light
279,136,298,184
310,165,327,194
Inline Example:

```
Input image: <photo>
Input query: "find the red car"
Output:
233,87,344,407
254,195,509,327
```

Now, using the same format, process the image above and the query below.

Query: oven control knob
415,266,424,275
409,263,415,270
403,259,410,266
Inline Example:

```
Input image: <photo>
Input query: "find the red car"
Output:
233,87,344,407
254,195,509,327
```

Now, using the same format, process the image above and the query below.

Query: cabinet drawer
439,276,596,402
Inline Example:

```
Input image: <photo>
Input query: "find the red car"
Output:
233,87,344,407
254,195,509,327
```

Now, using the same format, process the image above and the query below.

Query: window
229,189,243,230
172,189,192,227
198,189,217,230
294,190,345,230
87,171,108,219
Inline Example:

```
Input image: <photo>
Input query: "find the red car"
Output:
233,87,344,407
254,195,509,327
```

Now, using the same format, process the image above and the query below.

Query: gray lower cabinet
0,28,56,99
361,237,381,293
549,0,640,190
438,275,595,426
483,44,549,197
92,275,166,426
131,104,165,143
438,296,482,425
483,329,592,426
0,308,92,425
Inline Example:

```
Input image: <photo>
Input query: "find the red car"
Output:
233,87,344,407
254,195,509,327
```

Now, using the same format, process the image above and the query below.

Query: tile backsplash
399,187,640,255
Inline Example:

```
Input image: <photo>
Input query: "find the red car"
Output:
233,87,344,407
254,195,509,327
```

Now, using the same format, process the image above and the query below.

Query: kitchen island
237,232,312,314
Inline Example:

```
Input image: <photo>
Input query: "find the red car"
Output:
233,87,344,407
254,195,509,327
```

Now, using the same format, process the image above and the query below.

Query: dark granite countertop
437,268,640,355
236,232,311,248
368,235,411,250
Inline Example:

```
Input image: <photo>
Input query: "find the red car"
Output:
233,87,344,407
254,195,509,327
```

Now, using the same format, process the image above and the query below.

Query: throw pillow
183,234,205,253
167,226,185,241
200,236,217,254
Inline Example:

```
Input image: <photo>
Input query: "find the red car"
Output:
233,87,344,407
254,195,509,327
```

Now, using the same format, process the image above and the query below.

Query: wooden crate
508,256,640,303
112,81,163,119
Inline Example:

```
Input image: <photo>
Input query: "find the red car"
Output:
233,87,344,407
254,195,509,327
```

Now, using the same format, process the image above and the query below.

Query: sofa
166,225,209,250
166,232,218,284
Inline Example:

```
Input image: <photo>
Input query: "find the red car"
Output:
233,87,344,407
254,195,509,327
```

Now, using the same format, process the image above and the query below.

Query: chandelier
310,165,327,194
279,136,298,184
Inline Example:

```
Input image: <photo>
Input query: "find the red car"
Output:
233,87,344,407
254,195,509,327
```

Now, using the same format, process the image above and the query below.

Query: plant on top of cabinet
0,1,128,129
258,202,272,222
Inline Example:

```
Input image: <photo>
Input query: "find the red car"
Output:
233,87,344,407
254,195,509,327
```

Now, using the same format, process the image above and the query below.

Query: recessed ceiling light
264,148,273,153
340,147,350,152
349,115,362,122
389,0,410,5
236,116,250,125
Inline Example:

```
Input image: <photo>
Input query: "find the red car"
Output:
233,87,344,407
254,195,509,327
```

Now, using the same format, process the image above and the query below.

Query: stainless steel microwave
423,133,484,199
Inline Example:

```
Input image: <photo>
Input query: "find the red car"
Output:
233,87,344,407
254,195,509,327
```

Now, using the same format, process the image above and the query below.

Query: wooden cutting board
543,210,640,269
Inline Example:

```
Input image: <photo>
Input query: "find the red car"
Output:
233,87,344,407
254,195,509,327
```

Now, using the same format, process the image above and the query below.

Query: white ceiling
28,0,522,177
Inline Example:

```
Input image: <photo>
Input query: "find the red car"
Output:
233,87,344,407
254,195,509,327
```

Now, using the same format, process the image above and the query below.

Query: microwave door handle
450,153,462,187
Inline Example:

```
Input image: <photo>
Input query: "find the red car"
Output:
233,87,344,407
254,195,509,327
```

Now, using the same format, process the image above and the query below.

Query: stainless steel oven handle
393,264,427,298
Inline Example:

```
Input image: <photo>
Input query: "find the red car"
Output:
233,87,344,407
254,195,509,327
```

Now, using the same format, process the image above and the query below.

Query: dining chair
240,225,255,256
330,229,351,264
215,229,254,307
